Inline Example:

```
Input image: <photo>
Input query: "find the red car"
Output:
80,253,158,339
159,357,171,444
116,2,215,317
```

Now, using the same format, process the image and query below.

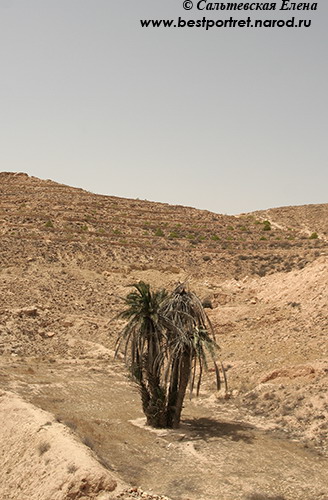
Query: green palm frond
115,282,168,388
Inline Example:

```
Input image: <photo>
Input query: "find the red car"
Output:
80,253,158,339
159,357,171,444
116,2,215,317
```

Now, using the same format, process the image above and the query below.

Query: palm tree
160,283,221,428
115,281,168,428
116,281,225,429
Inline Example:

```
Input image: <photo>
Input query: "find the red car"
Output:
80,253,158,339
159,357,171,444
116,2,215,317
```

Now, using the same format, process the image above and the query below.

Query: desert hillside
0,172,327,500
250,204,328,241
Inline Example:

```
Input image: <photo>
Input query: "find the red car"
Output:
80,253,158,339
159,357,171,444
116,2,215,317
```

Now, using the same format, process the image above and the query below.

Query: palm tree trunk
144,335,166,428
166,351,191,429
165,358,179,428
145,372,166,428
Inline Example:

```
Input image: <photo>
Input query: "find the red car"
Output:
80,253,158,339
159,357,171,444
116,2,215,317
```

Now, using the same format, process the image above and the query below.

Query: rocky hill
249,204,328,241
0,172,327,500
1,172,327,281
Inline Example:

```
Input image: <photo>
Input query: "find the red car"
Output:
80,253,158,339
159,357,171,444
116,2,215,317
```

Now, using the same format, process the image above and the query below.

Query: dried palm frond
158,283,222,427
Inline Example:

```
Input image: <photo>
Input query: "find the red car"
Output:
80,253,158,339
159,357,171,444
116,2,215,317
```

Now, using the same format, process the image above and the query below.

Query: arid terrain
0,172,327,500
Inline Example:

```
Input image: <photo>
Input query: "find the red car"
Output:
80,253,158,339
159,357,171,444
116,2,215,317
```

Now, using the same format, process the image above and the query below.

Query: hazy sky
1,0,327,214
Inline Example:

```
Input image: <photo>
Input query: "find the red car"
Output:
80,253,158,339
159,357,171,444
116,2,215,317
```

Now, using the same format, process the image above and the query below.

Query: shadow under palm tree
181,417,256,444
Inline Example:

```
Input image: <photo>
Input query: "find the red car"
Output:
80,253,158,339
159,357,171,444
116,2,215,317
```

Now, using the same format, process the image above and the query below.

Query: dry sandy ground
0,390,119,500
0,256,327,499
0,355,328,500
0,257,327,499
0,388,173,500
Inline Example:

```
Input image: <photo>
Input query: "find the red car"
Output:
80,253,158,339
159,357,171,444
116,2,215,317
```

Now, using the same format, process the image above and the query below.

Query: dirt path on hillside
1,357,328,500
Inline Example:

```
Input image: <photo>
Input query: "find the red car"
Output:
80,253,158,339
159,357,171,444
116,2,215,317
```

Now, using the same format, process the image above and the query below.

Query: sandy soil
0,356,328,500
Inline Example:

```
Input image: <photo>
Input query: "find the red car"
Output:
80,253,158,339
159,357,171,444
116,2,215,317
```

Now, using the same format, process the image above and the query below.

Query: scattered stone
62,320,74,327
16,307,38,318
46,332,56,338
